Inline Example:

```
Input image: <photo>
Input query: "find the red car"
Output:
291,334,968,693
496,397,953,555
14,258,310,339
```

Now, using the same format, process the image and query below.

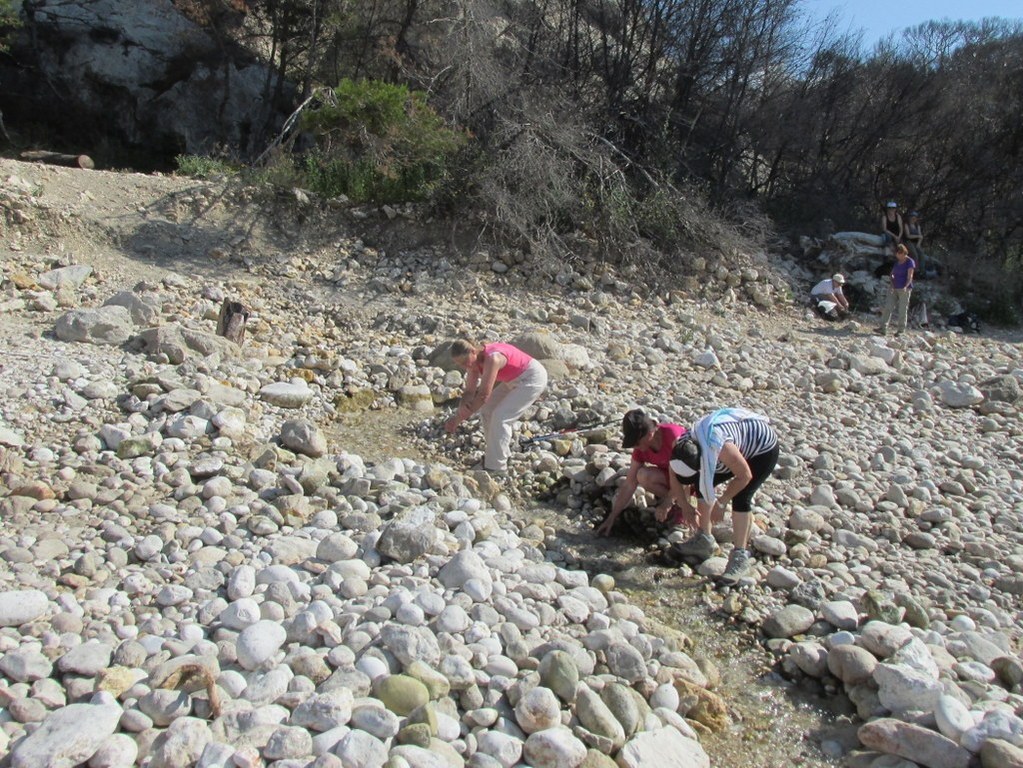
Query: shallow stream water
519,499,849,768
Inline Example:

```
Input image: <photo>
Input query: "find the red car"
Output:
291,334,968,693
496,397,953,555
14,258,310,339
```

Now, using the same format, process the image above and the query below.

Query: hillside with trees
1,0,1021,317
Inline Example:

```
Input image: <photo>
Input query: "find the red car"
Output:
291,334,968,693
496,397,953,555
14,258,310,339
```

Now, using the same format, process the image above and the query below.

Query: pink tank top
484,342,533,382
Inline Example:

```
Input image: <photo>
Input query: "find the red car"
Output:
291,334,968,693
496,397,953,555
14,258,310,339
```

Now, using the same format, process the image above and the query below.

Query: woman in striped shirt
659,408,779,585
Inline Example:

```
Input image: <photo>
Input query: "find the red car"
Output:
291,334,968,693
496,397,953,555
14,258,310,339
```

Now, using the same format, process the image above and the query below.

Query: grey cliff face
5,0,292,160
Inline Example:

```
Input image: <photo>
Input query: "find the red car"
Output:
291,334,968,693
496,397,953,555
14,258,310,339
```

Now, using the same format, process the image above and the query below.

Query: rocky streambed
1,160,1023,768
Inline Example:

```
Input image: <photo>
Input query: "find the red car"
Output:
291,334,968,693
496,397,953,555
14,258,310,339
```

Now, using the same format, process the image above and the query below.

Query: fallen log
19,150,95,170
830,231,887,259
832,231,884,247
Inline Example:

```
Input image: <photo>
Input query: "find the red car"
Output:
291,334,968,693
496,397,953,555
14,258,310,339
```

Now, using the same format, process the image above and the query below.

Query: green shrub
174,154,237,179
298,79,467,204
635,188,687,248
942,246,1023,327
251,148,303,189
0,0,20,53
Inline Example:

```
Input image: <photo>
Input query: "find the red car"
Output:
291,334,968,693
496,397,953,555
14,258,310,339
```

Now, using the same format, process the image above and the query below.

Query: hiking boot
671,532,716,562
873,326,887,335
719,547,752,585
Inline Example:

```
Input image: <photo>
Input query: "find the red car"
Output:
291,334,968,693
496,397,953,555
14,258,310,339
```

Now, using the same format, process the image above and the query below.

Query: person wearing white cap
659,408,779,585
810,273,849,319
880,201,903,250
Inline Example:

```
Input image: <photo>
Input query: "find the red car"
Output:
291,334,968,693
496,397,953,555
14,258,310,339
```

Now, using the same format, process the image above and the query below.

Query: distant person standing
444,339,547,473
876,244,915,336
903,211,926,277
880,201,903,250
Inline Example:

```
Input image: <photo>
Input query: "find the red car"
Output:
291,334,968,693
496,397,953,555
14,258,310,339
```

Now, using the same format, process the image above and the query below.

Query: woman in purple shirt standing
876,244,916,336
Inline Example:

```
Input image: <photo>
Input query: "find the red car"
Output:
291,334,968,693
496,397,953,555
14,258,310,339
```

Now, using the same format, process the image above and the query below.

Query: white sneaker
719,548,752,585
671,532,717,561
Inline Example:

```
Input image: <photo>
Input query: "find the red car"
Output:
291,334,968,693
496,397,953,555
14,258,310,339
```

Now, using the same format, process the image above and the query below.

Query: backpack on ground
947,311,981,333
814,299,840,321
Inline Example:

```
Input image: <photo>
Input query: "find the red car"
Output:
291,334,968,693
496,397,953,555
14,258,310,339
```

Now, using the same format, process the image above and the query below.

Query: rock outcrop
4,0,291,158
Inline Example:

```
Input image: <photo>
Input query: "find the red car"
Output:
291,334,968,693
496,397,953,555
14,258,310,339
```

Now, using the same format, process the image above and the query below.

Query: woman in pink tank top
444,338,548,473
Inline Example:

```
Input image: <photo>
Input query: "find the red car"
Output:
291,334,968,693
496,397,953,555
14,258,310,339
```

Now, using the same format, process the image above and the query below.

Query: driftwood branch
253,87,333,167
20,150,95,170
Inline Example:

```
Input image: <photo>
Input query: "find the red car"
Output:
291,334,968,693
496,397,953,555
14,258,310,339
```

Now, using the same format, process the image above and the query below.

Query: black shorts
689,445,779,512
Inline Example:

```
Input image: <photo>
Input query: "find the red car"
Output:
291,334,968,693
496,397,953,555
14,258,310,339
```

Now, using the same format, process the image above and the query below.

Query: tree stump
216,299,249,344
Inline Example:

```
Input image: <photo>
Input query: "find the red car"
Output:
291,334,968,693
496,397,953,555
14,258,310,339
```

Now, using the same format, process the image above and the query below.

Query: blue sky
801,0,1023,46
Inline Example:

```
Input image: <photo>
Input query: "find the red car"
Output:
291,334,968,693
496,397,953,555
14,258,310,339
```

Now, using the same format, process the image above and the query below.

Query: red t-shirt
632,423,686,470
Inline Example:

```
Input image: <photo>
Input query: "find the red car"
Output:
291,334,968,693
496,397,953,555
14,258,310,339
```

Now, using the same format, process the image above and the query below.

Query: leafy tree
297,78,467,203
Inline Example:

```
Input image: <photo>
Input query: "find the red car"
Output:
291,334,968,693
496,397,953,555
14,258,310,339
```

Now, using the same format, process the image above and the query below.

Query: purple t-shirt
891,257,916,289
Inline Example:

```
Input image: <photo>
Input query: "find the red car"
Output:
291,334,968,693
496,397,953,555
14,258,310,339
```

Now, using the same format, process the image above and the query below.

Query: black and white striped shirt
710,419,778,472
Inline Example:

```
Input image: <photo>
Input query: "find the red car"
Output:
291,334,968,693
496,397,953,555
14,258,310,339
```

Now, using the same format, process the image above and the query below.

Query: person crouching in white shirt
810,273,850,320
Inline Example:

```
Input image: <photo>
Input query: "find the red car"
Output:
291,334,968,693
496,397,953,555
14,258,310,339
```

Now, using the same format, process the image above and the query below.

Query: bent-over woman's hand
674,504,699,530
711,501,727,523
654,503,672,524
595,514,617,536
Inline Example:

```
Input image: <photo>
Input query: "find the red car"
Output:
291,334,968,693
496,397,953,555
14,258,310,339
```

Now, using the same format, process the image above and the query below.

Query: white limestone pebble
236,620,287,670
0,589,48,627
11,702,122,768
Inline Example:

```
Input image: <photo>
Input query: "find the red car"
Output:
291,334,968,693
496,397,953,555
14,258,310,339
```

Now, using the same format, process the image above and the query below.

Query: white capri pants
479,359,548,471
